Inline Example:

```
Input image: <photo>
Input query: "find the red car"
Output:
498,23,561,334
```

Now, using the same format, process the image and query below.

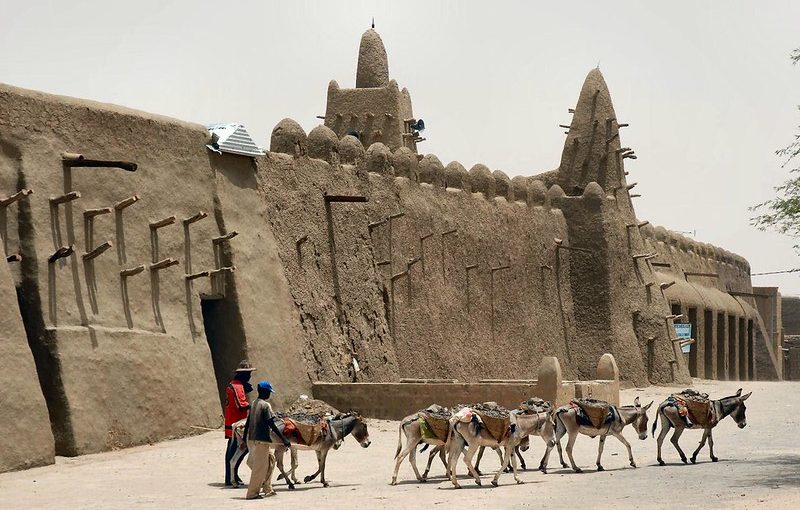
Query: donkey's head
730,388,752,429
350,414,371,448
631,396,654,440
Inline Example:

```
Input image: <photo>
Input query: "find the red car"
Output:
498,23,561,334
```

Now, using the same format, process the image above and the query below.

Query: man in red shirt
225,360,255,487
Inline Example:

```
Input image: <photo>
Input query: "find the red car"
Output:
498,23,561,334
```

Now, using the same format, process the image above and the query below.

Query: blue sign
674,323,692,353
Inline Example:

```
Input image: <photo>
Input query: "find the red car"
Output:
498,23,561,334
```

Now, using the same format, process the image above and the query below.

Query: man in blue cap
243,380,290,499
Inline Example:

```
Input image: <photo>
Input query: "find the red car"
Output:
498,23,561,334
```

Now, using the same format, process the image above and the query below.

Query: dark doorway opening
728,315,737,380
201,297,247,410
717,313,726,380
704,310,713,378
747,320,754,380
688,308,698,377
738,318,746,380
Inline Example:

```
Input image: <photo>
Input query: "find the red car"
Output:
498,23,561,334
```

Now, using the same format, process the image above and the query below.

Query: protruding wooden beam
0,188,33,207
212,231,239,244
83,241,113,261
323,194,368,203
185,270,210,281
120,265,145,277
6,254,22,263
183,211,207,225
150,258,179,271
62,153,137,172
149,216,176,230
48,245,74,263
84,207,113,218
50,191,81,205
660,281,677,290
114,195,140,210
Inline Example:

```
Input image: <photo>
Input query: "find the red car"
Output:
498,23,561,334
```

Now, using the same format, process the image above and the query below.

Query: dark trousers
225,436,248,485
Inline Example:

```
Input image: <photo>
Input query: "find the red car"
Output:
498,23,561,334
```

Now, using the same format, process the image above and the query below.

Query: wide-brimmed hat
234,360,256,373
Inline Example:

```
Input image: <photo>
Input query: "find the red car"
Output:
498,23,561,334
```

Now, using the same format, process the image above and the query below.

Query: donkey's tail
651,408,660,438
554,408,567,439
394,422,404,459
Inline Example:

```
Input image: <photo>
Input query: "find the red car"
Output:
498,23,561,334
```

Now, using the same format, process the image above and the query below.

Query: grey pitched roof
206,123,264,157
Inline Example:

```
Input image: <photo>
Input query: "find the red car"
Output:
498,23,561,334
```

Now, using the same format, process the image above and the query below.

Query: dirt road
2,380,798,509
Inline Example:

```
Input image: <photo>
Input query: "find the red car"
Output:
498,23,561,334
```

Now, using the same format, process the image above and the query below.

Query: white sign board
674,323,692,353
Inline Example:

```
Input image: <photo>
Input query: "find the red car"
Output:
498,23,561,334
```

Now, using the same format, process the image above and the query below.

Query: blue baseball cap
257,380,275,393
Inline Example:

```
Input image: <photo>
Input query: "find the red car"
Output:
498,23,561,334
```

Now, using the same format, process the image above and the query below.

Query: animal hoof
574,468,583,474
516,480,524,485
323,482,330,488
681,457,688,464
288,484,295,491
561,463,569,468
277,473,285,480
390,481,396,486
658,459,665,466
304,476,313,483
711,457,719,463
630,462,637,468
475,480,482,487
597,465,605,472
491,480,498,487
690,457,697,464
454,484,462,490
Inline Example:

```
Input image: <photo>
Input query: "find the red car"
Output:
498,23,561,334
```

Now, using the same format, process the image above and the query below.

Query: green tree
750,48,800,246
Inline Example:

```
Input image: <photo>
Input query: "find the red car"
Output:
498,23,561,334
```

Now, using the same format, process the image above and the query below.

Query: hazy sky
2,1,799,293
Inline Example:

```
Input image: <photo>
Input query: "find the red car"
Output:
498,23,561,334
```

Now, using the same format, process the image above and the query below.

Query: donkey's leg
670,426,688,464
565,430,582,473
421,444,439,481
491,443,513,487
690,429,709,464
554,415,569,468
510,443,522,484
304,450,322,483
319,448,331,488
437,445,448,475
707,428,718,462
474,446,485,476
516,445,527,471
289,448,300,484
612,431,636,468
462,444,483,486
275,446,295,489
595,435,607,471
656,415,671,466
408,438,424,482
391,436,418,485
448,431,465,489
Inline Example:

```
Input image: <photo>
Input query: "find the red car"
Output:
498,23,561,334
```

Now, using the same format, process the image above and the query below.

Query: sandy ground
2,380,799,509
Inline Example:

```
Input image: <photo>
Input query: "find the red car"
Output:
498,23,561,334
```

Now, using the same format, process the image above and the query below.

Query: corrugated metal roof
206,123,264,157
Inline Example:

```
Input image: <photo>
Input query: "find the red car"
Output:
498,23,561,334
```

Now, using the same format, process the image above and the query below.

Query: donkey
475,417,556,474
653,388,751,465
448,410,555,488
234,413,370,489
391,413,449,485
391,412,507,484
549,396,652,473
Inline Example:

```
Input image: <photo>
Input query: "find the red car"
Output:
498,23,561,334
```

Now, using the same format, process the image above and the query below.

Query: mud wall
0,83,311,462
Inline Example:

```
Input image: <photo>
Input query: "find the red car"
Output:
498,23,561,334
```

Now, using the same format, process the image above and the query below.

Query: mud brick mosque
0,28,782,472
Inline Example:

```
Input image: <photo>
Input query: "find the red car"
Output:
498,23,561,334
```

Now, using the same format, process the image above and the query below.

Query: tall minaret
356,29,389,88
324,28,418,152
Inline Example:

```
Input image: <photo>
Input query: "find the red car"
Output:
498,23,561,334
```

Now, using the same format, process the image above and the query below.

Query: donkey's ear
735,388,742,396
644,400,654,411
740,392,752,401
633,396,640,407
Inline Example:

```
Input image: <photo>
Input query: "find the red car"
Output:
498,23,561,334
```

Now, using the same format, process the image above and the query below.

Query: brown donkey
653,388,751,465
